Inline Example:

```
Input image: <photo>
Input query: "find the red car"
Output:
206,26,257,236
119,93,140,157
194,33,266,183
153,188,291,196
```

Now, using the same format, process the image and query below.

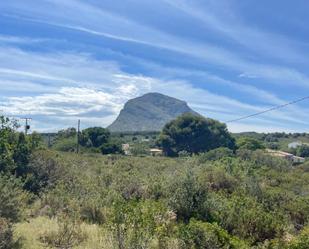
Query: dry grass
14,217,114,249
14,216,182,249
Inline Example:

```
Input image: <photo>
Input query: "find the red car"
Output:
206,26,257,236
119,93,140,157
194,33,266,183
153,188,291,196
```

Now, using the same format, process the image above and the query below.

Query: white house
122,144,131,155
288,141,302,149
150,148,163,156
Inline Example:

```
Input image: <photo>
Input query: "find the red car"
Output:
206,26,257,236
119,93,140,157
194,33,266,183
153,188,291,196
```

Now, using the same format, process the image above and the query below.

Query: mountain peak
108,92,199,132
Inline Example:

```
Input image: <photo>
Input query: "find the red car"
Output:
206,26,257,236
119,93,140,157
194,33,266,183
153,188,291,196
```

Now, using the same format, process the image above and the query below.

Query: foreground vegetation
1,115,309,249
1,150,308,248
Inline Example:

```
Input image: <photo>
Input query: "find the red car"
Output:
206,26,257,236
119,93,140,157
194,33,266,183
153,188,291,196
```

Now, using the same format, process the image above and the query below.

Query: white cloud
238,73,258,79
3,0,309,88
2,87,121,115
161,0,308,63
0,43,308,132
0,35,49,44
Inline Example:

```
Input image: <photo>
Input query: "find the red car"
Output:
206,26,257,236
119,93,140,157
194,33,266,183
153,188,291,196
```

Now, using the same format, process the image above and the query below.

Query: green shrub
130,143,149,156
236,137,265,151
100,142,123,155
198,147,234,162
168,171,208,222
209,193,286,243
0,175,29,222
199,168,238,193
24,150,65,193
109,200,175,249
52,137,76,152
297,144,309,158
287,226,309,249
80,200,106,225
178,219,248,249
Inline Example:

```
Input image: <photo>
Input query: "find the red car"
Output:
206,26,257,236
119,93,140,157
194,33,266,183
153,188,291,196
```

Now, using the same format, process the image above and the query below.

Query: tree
297,144,309,158
13,133,31,177
0,116,36,177
157,113,235,156
100,142,123,155
0,116,18,174
79,127,110,148
236,137,265,151
56,128,77,139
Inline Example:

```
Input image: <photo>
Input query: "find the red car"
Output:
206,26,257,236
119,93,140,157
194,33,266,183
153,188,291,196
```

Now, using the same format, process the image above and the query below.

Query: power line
226,95,309,123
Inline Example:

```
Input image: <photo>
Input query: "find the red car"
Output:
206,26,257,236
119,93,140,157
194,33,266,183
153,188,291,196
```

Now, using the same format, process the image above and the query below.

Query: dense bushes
17,150,306,248
0,175,29,222
52,126,123,155
287,226,309,249
168,171,209,222
100,142,123,155
24,150,65,193
236,137,265,151
198,147,234,162
178,219,247,249
0,176,28,249
209,193,285,243
109,200,175,249
52,136,76,152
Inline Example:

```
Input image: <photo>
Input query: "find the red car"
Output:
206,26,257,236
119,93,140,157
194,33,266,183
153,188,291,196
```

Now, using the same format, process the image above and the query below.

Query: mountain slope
108,92,200,132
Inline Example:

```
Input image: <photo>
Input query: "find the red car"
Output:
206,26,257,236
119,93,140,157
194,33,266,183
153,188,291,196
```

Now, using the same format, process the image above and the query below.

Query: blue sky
0,0,309,132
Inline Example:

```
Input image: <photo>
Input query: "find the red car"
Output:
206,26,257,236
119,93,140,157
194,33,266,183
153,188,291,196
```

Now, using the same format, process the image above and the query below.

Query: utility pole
21,117,32,135
48,134,51,148
77,119,80,154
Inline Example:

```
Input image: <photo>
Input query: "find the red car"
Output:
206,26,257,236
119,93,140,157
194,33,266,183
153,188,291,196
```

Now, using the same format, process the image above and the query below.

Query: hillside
108,92,200,132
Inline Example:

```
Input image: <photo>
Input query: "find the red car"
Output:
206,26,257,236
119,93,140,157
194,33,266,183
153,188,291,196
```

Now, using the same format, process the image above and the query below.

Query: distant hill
108,92,200,132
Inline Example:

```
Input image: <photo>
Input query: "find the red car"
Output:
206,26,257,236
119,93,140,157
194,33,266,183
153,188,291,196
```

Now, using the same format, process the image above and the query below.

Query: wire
226,95,309,123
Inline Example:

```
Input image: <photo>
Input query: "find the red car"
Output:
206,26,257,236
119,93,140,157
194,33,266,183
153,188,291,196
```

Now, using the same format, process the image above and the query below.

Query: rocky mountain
108,92,200,132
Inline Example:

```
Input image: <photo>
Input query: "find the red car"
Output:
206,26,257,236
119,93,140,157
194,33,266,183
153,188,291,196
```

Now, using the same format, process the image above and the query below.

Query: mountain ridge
108,92,200,132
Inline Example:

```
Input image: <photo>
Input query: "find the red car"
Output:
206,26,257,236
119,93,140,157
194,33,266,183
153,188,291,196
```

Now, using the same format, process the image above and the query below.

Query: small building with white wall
150,148,163,156
288,141,303,149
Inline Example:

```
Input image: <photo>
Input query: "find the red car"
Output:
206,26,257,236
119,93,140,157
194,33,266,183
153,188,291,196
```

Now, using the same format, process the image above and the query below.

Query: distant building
288,141,302,149
122,144,131,155
150,148,163,156
266,149,305,164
